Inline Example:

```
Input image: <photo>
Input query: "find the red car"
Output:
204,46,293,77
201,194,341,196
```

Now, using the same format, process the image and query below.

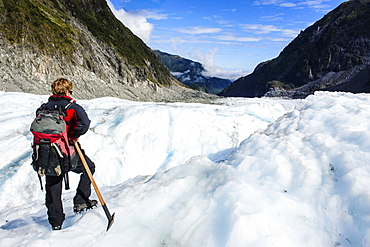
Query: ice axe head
107,212,115,231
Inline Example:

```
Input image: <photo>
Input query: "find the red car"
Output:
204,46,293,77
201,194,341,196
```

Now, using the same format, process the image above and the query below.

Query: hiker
36,77,97,230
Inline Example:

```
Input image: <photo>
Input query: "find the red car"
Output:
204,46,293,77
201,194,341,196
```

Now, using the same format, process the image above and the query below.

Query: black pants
45,152,95,228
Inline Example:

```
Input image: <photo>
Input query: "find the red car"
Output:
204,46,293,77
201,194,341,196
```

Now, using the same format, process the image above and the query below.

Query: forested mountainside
220,0,370,98
0,0,215,102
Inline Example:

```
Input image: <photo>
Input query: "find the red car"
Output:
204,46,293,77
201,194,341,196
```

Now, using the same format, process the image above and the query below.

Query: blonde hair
51,77,73,96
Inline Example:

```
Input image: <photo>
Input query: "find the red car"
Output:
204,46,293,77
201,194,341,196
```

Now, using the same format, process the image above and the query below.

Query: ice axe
73,140,115,231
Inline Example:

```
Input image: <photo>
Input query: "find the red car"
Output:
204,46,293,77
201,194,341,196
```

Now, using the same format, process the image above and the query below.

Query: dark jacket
37,95,91,139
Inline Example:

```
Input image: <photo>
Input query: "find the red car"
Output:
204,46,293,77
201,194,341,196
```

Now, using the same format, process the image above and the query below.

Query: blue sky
107,0,347,80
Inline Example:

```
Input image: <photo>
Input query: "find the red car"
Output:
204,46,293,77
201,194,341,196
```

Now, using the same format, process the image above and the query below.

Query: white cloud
175,26,223,35
216,20,231,25
241,24,281,34
280,2,297,7
215,34,262,42
253,0,281,6
222,8,237,12
260,13,285,21
137,9,168,20
107,0,154,43
280,28,300,37
268,37,292,42
299,0,331,10
169,37,183,52
241,24,299,38
152,37,255,49
254,0,332,11
190,49,249,80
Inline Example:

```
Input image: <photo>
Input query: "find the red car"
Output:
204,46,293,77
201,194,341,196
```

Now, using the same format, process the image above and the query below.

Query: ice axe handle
73,140,115,231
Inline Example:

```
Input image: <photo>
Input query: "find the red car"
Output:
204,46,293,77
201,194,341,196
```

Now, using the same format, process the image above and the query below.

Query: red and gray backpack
30,101,78,190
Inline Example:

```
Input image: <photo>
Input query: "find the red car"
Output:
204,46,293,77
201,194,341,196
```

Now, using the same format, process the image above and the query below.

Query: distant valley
154,50,231,95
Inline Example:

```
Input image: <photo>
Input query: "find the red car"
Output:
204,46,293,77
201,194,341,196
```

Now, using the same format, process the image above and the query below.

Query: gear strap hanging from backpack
38,174,44,191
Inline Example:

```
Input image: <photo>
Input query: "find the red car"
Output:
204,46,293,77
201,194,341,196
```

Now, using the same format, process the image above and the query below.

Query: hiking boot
52,225,62,230
73,199,98,213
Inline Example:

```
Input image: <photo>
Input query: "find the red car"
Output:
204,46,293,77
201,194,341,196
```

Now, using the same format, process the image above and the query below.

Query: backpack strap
60,99,74,120
64,172,70,190
62,99,73,191
65,99,74,110
38,174,44,191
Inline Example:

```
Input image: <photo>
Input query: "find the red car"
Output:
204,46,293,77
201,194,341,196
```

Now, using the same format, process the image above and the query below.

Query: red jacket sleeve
65,104,91,139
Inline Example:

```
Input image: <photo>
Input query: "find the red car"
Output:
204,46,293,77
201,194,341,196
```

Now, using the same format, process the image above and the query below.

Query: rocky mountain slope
154,50,231,94
219,0,370,98
0,0,215,102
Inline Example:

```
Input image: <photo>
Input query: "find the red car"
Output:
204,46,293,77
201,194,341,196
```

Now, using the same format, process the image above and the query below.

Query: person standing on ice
37,77,97,230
